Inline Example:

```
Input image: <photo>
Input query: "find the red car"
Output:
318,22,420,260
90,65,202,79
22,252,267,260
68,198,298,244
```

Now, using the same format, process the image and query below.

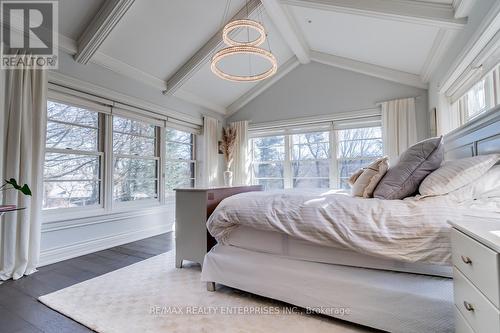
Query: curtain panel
202,116,219,187
381,97,418,165
231,121,250,186
1,58,47,280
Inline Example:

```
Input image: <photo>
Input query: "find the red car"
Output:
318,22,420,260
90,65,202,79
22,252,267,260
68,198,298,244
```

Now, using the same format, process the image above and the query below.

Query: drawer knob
463,301,474,312
461,255,472,264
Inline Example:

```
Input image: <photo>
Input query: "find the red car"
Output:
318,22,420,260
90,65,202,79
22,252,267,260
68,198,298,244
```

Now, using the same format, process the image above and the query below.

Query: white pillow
350,157,389,198
448,165,500,202
419,154,500,197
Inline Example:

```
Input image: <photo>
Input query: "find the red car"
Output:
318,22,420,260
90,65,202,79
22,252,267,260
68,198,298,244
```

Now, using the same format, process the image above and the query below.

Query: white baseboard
38,225,172,267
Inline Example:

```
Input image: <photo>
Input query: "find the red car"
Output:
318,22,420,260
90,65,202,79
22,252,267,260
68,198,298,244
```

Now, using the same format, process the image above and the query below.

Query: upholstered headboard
444,105,500,161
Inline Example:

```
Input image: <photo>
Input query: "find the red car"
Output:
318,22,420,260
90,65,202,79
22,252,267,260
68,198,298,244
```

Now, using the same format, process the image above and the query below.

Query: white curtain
1,58,47,280
381,97,418,165
231,121,250,186
202,116,219,187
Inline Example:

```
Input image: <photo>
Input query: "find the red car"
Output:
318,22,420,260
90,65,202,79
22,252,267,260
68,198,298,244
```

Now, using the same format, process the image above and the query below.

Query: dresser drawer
455,307,475,333
453,268,500,333
451,229,500,307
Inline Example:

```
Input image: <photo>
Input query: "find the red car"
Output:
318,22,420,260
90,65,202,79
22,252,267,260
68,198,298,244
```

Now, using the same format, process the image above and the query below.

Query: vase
223,170,233,187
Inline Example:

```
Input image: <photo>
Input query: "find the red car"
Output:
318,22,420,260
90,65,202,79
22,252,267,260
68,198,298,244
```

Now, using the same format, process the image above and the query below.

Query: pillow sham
373,136,444,200
350,157,389,198
419,154,500,197
447,165,500,202
348,168,364,187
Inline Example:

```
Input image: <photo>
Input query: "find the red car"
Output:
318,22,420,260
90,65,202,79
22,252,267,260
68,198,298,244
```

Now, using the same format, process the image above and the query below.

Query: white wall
428,0,497,125
228,62,430,141
39,52,224,265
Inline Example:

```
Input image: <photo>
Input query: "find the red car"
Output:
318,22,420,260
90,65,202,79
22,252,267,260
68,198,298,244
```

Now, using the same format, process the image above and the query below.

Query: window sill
41,202,168,225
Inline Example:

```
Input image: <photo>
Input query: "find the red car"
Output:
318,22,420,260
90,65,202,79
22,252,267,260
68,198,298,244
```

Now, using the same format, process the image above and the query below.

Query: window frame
335,126,384,189
43,99,106,214
42,89,201,221
111,115,161,208
250,134,287,190
249,123,383,190
164,128,197,196
453,62,500,124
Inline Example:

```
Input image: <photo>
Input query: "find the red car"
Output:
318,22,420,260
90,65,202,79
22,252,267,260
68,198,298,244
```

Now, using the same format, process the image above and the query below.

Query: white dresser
175,185,263,268
449,218,500,333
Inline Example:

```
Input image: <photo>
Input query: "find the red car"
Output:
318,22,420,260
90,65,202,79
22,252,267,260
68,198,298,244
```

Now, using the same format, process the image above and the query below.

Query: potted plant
220,126,237,187
0,178,32,213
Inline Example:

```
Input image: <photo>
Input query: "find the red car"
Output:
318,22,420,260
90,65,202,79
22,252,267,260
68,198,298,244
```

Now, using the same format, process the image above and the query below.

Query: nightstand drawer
455,307,474,333
451,229,500,307
453,268,500,333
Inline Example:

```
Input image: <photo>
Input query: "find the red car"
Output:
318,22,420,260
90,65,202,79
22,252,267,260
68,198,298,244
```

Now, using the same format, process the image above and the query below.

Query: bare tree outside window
291,132,330,188
337,127,383,189
250,126,383,191
112,116,158,202
251,136,285,190
43,100,102,209
164,128,196,223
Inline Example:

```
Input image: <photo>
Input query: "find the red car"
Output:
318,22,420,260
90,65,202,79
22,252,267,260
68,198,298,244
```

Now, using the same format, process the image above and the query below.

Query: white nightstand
449,217,500,333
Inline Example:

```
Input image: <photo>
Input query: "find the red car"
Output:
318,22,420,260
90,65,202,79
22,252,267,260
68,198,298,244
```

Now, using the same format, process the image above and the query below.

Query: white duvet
206,189,485,265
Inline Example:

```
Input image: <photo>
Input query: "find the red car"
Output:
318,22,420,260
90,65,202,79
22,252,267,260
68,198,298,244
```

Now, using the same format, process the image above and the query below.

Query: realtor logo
1,0,58,69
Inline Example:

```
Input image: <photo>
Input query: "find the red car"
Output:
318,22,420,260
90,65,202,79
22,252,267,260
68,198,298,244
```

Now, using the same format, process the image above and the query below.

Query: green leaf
20,184,32,196
4,178,32,196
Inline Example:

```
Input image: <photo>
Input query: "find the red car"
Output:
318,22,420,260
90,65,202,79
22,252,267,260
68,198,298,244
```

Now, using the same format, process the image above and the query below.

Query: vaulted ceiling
55,0,475,116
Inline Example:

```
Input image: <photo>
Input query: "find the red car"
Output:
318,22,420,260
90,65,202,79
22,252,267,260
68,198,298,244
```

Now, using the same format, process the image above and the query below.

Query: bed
201,106,500,333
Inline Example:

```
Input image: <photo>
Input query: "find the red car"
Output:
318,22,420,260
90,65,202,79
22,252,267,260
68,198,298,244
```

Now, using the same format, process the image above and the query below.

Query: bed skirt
201,245,454,333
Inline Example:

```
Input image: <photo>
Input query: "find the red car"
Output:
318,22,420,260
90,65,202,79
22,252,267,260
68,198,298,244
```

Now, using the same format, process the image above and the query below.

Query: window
336,127,383,189
43,89,201,218
250,126,383,190
251,135,285,190
452,64,499,123
43,100,103,209
291,132,330,188
165,128,196,193
112,116,159,203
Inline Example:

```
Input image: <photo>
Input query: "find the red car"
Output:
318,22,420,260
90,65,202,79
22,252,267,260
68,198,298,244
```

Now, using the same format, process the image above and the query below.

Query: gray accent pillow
373,136,444,200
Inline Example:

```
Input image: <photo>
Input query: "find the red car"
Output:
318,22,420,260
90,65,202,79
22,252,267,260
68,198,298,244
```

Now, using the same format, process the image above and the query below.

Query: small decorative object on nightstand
174,185,263,268
449,217,500,333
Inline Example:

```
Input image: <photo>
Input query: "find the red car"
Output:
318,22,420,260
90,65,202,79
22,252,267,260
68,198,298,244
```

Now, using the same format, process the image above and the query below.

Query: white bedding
228,226,453,277
207,189,488,265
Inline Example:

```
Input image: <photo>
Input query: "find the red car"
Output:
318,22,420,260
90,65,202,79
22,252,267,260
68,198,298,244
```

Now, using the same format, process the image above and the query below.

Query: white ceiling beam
164,0,262,95
282,0,467,29
226,56,300,116
261,0,310,64
75,0,136,64
453,0,478,19
310,51,428,89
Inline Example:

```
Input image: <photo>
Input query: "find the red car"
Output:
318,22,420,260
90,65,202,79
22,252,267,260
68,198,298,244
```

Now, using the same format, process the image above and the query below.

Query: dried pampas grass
221,126,237,170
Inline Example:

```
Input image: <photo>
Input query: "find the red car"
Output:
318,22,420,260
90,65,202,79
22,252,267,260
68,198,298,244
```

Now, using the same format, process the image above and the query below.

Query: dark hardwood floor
0,232,174,333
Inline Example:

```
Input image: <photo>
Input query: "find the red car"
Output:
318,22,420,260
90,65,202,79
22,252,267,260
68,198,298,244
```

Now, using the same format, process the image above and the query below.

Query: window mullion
159,127,166,205
331,129,339,188
284,134,292,189
104,114,114,212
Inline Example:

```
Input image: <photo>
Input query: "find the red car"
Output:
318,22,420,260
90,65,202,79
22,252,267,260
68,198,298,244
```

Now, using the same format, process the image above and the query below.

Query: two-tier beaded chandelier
211,1,277,82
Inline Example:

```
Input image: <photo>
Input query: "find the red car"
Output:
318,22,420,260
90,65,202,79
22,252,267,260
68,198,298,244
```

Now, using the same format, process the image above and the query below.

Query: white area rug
39,251,372,333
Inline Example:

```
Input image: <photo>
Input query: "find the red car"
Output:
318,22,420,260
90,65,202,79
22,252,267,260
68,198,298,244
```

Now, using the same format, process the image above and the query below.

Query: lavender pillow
373,136,444,200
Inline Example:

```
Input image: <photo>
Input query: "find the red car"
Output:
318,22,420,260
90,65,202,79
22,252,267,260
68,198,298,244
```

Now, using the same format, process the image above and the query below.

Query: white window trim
162,127,199,195
249,118,382,190
112,117,161,207
42,87,200,223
